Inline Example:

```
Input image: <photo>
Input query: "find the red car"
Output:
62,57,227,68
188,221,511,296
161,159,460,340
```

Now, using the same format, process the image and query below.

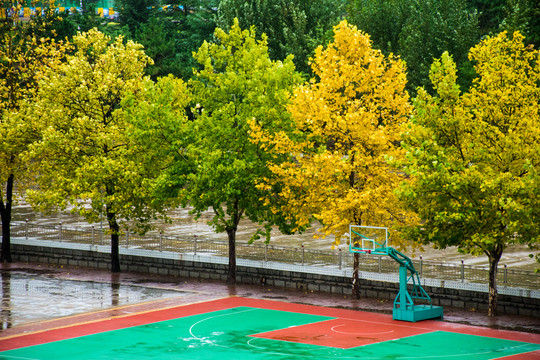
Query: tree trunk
352,252,360,299
224,199,242,285
0,174,14,263
226,227,236,285
487,245,503,317
106,206,121,273
351,208,362,299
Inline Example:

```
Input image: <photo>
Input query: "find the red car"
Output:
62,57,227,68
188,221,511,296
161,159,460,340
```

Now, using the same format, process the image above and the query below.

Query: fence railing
6,221,540,291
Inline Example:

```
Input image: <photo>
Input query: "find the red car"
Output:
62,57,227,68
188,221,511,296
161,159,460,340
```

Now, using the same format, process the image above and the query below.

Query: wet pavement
0,262,538,340
0,269,191,328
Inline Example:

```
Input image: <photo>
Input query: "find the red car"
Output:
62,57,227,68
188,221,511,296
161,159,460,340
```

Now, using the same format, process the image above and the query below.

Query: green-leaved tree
398,32,540,316
189,20,304,283
135,20,303,284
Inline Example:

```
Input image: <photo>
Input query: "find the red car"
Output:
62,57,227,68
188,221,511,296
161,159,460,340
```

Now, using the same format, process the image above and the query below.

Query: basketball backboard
349,225,389,255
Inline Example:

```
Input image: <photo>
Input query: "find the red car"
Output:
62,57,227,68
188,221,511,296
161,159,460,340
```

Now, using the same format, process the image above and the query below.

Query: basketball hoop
348,224,443,322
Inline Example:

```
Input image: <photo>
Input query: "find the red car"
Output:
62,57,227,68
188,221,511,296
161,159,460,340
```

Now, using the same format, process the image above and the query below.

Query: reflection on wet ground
0,269,190,329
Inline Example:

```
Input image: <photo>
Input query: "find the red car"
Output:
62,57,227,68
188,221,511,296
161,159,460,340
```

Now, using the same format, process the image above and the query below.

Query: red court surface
252,317,433,348
1,297,539,359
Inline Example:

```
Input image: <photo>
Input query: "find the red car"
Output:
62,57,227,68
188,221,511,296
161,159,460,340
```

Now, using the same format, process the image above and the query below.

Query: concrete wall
11,242,540,317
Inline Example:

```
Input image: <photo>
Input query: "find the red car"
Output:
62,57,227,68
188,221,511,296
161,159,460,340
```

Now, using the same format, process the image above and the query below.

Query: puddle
0,271,190,329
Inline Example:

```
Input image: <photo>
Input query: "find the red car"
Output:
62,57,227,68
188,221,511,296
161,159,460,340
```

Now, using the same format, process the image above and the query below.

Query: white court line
247,337,396,359
394,343,537,359
323,315,438,332
330,324,394,335
189,308,538,359
188,308,258,341
246,337,537,359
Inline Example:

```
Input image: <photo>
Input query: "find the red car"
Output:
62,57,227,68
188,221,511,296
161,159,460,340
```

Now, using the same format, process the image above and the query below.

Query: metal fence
6,221,540,291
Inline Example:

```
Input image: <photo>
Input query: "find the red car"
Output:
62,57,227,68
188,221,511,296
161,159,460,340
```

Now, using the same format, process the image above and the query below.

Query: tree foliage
133,16,184,80
216,0,342,75
500,0,540,48
122,75,193,206
0,2,67,262
398,32,540,316
119,1,218,80
174,0,218,80
467,0,506,35
251,20,418,297
68,0,102,35
399,0,480,93
24,29,158,272
346,0,411,56
347,0,480,95
115,0,157,34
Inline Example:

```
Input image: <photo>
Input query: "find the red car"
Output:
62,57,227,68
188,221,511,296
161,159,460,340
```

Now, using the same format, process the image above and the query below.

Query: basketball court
1,296,539,359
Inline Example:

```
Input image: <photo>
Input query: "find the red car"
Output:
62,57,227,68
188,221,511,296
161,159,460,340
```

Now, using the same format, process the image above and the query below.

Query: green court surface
1,304,539,360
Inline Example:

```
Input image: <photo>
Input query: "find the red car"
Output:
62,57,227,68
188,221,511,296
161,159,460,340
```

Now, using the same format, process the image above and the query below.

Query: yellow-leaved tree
23,29,160,272
0,2,66,262
251,20,418,297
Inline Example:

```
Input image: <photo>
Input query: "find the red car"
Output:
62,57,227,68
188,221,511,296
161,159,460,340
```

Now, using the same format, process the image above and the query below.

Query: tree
155,20,303,284
467,0,506,35
398,32,540,316
0,1,66,262
133,1,218,80
398,0,480,94
68,0,101,34
115,0,157,34
251,20,417,298
346,0,411,56
500,0,540,48
347,0,480,95
122,75,193,207
24,29,158,272
174,0,218,80
216,0,342,75
134,16,184,80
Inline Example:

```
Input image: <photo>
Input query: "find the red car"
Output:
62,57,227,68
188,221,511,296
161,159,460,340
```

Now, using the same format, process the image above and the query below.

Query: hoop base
393,305,444,322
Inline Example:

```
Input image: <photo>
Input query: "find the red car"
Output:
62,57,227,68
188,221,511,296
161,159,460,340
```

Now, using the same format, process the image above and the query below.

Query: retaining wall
10,241,540,317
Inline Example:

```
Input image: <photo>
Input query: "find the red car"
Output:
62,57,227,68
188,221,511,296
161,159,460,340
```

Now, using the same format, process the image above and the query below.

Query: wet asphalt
0,262,538,338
